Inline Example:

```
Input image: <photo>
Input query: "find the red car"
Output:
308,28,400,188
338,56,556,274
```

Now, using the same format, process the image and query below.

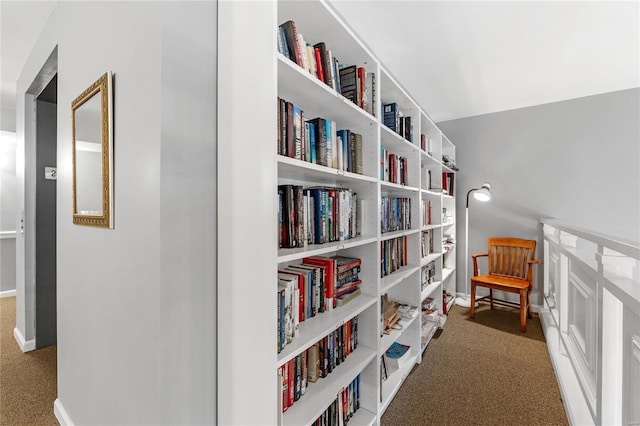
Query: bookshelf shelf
381,264,419,294
277,236,378,264
379,181,420,194
421,281,442,302
277,156,378,186
380,228,420,241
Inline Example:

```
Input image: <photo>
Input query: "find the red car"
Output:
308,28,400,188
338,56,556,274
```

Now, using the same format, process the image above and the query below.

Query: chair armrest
471,253,488,276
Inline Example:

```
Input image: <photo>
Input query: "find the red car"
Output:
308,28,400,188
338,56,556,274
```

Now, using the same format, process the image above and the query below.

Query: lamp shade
473,183,491,202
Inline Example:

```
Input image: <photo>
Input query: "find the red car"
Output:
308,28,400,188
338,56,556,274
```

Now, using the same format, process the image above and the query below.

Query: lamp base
454,296,479,308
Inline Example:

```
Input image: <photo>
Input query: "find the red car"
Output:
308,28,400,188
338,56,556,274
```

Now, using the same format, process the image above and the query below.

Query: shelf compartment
380,350,418,414
278,295,377,365
282,345,377,426
420,281,441,302
278,155,377,187
380,228,419,242
420,253,441,267
442,267,454,283
380,312,419,356
278,56,376,135
379,180,420,194
380,125,419,155
380,264,419,294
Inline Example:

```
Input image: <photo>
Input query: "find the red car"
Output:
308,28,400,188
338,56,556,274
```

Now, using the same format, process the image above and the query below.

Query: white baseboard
0,289,16,298
54,399,74,426
13,327,35,352
539,308,593,426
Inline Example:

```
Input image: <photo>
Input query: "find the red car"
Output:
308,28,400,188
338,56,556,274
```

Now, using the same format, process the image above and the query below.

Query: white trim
0,289,16,298
539,308,594,426
0,231,17,240
13,327,35,352
54,399,74,426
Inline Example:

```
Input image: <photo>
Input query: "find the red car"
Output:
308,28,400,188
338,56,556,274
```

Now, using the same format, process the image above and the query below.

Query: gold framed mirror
71,71,113,228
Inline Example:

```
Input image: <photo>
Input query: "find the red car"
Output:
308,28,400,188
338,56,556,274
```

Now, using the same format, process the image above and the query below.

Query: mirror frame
71,71,113,228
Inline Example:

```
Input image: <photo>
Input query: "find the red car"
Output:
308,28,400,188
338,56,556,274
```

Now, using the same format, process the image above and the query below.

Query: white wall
438,88,640,304
16,2,216,424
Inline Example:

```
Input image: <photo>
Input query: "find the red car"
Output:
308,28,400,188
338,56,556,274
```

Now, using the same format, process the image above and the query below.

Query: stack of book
384,342,411,369
277,97,364,174
380,147,409,185
278,185,364,249
278,20,376,117
380,236,408,278
380,196,412,234
280,317,359,413
382,103,413,142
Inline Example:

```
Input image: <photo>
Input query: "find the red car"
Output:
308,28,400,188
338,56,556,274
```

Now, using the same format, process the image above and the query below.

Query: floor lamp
455,182,491,308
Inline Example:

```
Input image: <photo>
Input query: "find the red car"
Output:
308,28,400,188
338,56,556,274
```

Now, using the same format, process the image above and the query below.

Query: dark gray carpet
382,304,568,425
1,296,58,425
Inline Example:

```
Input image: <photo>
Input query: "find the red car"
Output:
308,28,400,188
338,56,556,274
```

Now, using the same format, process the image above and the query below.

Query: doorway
33,75,57,349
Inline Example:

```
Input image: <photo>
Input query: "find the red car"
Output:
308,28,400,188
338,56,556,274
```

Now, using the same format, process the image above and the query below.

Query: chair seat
471,275,529,291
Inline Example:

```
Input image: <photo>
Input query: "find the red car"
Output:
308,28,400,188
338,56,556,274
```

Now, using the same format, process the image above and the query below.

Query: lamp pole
455,183,490,308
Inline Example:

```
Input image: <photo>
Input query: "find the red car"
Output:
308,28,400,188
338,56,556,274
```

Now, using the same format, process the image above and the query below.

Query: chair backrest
487,237,537,281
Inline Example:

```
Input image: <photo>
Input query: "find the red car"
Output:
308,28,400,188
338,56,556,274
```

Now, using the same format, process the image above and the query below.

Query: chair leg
489,289,494,310
470,282,476,319
519,290,527,333
527,291,532,319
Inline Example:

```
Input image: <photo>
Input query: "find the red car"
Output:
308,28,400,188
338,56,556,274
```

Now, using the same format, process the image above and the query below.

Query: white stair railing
540,219,639,425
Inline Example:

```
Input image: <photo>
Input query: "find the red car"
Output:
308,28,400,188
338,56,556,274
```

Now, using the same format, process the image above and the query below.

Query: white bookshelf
218,1,457,423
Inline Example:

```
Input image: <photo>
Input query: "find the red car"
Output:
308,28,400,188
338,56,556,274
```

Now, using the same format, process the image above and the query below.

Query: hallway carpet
0,296,58,425
381,303,568,425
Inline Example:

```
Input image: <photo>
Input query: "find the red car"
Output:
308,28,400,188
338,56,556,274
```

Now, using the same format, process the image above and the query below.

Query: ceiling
330,0,639,122
0,1,638,126
0,1,57,120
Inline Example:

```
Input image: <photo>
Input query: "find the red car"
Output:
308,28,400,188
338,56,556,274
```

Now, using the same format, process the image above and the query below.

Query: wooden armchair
470,238,540,333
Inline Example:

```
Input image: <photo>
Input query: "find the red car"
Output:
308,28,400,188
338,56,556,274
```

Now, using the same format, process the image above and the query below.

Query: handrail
541,218,640,260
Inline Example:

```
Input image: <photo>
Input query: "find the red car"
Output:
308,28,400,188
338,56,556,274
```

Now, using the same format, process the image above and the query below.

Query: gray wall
35,99,56,348
1,128,17,294
16,1,217,424
439,88,640,304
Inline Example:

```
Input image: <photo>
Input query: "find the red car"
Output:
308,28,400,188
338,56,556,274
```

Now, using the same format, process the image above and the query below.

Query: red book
357,67,366,109
288,359,295,408
302,256,336,310
314,48,325,82
281,365,289,412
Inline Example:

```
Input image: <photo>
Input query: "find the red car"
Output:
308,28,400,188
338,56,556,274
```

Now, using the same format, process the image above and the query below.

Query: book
293,105,303,160
337,287,361,306
383,103,398,133
339,65,357,105
384,341,411,369
365,72,376,116
313,47,324,82
279,21,302,67
303,255,336,310
357,67,365,109
278,26,289,59
307,343,320,382
313,42,333,89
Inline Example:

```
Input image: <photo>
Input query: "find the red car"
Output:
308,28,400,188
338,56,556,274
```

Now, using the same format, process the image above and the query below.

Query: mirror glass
72,72,113,228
